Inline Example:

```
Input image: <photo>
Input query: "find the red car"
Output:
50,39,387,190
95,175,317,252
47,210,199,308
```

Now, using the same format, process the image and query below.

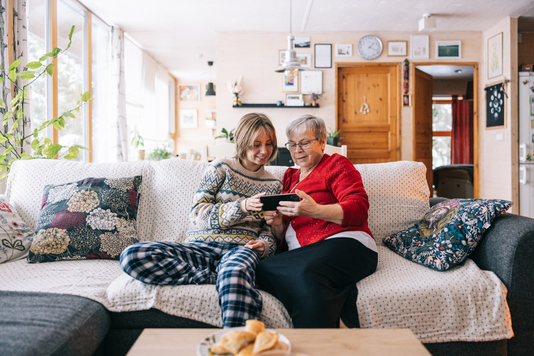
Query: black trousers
256,238,378,328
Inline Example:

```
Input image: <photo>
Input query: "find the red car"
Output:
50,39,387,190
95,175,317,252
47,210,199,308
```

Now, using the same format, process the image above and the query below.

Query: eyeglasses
285,139,318,151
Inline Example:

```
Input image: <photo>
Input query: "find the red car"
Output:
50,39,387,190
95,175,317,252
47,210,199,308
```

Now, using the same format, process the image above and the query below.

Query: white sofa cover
0,158,512,343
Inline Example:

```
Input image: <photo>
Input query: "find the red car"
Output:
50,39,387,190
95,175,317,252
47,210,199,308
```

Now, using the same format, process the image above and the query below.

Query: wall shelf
233,103,320,108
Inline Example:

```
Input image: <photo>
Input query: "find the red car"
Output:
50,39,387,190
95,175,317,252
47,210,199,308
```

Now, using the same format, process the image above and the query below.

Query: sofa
0,158,533,356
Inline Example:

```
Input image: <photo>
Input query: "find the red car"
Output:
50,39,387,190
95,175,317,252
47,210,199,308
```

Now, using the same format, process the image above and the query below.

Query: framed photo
410,35,429,59
297,53,312,68
179,109,198,129
387,41,407,57
178,84,200,101
279,50,287,65
402,94,411,107
294,36,310,48
436,41,461,59
335,44,352,57
301,70,323,94
286,94,304,107
315,44,332,68
488,32,503,79
281,70,299,93
485,82,506,129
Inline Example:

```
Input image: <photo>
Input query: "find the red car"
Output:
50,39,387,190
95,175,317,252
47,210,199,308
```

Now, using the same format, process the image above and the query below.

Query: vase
233,94,241,106
312,101,317,106
138,149,145,160
326,137,338,146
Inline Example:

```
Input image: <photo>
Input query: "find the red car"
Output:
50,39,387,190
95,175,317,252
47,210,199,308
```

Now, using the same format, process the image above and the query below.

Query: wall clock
357,35,383,60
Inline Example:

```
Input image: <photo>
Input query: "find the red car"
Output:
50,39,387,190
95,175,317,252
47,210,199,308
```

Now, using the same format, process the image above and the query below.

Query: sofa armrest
469,212,534,354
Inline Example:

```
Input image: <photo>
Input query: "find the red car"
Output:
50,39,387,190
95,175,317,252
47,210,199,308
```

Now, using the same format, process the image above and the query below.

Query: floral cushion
0,196,33,263
28,176,142,263
382,199,513,271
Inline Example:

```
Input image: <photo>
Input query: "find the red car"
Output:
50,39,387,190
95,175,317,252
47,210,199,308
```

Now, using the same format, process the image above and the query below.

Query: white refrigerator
519,72,534,218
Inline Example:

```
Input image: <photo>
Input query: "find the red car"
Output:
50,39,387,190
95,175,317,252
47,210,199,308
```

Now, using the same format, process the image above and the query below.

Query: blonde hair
234,113,278,163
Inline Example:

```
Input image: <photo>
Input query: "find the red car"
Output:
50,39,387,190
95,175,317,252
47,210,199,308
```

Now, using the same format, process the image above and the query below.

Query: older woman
256,115,378,328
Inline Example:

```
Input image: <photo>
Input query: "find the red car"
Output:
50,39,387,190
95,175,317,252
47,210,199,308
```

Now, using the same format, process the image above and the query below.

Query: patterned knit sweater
185,158,283,258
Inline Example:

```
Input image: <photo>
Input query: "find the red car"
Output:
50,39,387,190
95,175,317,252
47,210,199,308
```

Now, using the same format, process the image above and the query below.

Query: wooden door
412,67,433,191
337,64,400,164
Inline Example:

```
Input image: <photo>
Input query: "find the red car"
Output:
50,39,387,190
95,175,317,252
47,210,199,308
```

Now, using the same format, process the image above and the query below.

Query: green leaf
20,153,30,160
31,138,39,149
23,88,29,99
39,55,48,62
26,61,42,69
42,143,62,157
0,136,7,143
0,77,3,84
52,47,61,57
16,109,23,118
0,154,6,161
44,138,52,144
9,59,22,71
63,154,75,160
76,106,80,114
17,70,34,77
12,119,19,129
9,69,16,82
0,99,4,108
66,25,75,50
3,111,11,120
10,96,19,108
4,147,13,154
46,64,55,76
68,146,79,156
20,73,35,80
81,91,90,102
74,144,87,150
33,129,38,138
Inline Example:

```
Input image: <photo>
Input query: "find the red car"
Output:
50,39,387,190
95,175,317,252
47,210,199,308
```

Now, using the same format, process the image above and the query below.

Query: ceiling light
419,13,436,32
206,61,216,96
275,0,306,74
455,69,462,74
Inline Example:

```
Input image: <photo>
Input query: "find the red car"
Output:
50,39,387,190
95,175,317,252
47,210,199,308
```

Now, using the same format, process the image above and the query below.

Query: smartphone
260,193,300,211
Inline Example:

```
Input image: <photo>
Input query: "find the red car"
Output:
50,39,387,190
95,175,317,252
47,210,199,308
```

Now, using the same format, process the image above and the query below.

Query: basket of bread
197,320,290,356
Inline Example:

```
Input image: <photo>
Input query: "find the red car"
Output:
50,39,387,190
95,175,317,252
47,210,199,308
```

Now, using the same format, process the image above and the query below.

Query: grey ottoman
0,291,110,356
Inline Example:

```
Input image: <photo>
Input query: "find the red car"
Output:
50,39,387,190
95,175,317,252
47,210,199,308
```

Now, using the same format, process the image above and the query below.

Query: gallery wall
215,31,482,161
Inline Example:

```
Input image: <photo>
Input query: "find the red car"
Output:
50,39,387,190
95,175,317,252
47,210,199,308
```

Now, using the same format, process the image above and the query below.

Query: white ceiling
79,0,534,80
416,65,474,80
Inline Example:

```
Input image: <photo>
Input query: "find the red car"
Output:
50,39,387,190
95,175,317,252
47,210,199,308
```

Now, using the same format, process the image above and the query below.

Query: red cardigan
281,153,373,248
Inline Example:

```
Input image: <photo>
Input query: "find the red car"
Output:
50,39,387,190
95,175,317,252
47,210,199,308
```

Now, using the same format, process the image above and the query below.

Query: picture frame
402,94,411,107
179,109,198,129
410,35,429,59
281,70,299,93
335,44,352,57
297,53,312,68
488,32,503,79
436,41,461,59
286,94,304,107
485,81,506,129
178,84,200,101
315,44,332,68
387,41,407,57
301,70,323,95
279,50,287,65
294,36,311,48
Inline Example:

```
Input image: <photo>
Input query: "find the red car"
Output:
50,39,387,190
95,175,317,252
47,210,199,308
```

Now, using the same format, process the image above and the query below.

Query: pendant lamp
275,0,305,75
206,61,216,96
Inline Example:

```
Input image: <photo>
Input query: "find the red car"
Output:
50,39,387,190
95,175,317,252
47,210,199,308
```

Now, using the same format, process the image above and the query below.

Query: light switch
496,134,504,140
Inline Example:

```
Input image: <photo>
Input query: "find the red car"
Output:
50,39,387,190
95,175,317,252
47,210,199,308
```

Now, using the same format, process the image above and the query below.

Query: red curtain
451,96,473,164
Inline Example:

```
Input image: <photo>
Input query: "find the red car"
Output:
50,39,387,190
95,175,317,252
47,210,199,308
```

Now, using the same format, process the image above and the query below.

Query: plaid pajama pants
120,241,262,327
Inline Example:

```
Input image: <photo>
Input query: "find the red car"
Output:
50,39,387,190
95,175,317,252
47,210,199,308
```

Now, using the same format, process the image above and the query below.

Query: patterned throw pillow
28,176,142,263
0,196,33,263
382,199,512,271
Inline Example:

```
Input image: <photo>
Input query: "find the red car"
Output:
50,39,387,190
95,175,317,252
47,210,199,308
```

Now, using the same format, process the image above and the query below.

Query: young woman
120,113,282,327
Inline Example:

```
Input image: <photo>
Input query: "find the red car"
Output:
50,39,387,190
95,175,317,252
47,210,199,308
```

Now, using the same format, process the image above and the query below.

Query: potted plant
130,131,145,160
0,25,89,181
327,129,342,146
311,92,323,106
215,128,235,143
147,145,173,161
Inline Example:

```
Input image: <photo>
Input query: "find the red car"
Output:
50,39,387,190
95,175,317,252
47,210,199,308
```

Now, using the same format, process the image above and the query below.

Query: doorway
412,63,479,197
335,63,401,164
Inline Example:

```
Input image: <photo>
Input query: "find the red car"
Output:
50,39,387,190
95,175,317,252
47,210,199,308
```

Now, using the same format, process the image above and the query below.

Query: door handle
520,143,527,162
519,166,527,185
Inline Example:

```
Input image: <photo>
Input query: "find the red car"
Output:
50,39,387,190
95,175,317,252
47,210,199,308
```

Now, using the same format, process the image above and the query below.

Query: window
432,102,452,169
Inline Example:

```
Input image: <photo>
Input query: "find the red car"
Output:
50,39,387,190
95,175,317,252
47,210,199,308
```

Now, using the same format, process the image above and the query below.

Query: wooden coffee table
127,328,431,355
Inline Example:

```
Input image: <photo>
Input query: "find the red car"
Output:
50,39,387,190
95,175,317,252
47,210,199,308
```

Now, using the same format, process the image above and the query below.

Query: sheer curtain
110,26,128,162
451,96,473,164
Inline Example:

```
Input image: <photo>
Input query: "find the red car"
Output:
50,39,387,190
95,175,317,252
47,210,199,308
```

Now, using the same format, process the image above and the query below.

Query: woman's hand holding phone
244,192,266,212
